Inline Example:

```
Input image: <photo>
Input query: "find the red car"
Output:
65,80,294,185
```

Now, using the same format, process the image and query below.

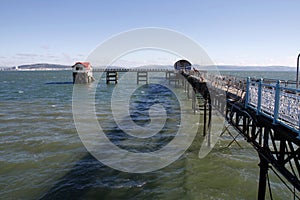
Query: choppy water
0,70,294,199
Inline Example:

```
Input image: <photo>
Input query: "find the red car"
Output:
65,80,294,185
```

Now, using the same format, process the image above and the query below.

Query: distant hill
213,65,295,71
0,63,71,71
192,65,295,71
18,63,70,70
94,65,174,70
96,65,296,71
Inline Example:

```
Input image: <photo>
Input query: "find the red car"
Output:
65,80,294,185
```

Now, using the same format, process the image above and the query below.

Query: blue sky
0,0,300,67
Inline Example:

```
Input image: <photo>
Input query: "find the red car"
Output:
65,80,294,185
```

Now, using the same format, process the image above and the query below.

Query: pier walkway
93,68,174,72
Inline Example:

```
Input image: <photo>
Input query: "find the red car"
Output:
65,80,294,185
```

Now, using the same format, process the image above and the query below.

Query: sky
0,0,300,67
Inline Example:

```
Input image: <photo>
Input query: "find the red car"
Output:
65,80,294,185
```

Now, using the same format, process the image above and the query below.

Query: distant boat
72,62,95,84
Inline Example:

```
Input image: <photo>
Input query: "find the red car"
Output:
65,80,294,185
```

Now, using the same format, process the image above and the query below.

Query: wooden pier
97,68,174,85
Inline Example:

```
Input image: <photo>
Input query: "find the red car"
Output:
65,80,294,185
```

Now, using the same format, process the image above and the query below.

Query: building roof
72,62,92,69
174,59,192,70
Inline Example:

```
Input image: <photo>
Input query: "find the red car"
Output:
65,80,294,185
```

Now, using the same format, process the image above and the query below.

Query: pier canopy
174,60,192,71
72,62,92,71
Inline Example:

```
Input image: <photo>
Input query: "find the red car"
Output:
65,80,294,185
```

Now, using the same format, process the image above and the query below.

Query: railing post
273,80,280,124
245,77,250,108
257,78,263,115
298,92,300,133
296,53,300,88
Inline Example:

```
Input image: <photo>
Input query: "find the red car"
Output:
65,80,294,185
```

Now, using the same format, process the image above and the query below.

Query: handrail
245,77,300,137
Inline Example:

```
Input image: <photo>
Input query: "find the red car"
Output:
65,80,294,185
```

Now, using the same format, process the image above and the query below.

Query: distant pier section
93,67,175,84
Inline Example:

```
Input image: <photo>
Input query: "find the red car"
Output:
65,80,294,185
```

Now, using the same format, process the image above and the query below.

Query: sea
0,70,297,199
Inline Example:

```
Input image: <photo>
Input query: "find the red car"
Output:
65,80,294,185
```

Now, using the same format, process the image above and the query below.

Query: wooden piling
137,71,148,84
168,72,179,86
106,71,118,84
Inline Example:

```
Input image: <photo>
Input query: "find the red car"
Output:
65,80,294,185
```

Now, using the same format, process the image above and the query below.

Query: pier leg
192,91,195,113
106,71,118,84
207,102,212,147
137,71,148,84
203,100,207,136
257,155,268,200
187,83,190,99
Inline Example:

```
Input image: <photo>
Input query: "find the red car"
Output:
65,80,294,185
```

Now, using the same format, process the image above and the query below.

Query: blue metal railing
245,77,300,137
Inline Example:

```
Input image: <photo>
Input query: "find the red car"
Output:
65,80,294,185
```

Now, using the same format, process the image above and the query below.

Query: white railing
93,68,175,72
245,78,300,136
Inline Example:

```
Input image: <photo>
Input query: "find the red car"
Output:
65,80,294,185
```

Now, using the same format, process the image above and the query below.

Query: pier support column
187,81,190,99
257,155,269,200
168,72,179,86
106,71,118,84
203,100,207,136
165,71,170,79
137,71,148,84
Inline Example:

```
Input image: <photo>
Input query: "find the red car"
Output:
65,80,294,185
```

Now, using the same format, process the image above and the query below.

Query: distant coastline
214,65,296,71
0,63,296,71
0,63,71,71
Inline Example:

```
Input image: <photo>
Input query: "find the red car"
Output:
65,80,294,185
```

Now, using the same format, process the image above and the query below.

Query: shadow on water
38,152,150,200
39,153,102,199
39,83,199,199
39,153,139,200
38,129,203,200
45,82,73,85
38,124,202,199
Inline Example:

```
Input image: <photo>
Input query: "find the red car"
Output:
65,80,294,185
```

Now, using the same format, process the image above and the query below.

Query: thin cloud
15,53,40,57
40,45,51,50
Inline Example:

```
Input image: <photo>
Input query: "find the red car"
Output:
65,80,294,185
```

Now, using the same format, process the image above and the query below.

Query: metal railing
93,68,175,72
182,70,300,137
245,77,300,136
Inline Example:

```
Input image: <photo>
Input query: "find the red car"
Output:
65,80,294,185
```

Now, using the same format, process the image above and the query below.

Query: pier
93,68,174,84
182,70,300,199
94,63,300,199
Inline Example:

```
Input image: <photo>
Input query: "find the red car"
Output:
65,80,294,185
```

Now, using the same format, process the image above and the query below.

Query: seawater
0,70,294,199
